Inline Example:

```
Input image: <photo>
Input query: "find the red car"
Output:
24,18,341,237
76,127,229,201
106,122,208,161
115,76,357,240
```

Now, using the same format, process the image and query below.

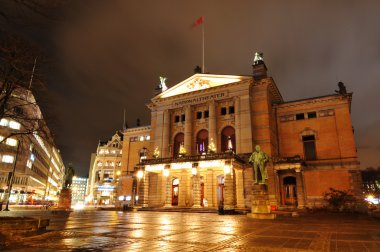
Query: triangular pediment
155,74,249,99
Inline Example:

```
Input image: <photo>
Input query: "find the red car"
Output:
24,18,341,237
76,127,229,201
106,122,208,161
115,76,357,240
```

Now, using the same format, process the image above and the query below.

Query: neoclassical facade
118,58,361,210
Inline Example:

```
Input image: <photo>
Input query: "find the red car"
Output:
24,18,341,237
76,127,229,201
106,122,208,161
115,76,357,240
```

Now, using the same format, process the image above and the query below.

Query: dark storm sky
2,1,380,176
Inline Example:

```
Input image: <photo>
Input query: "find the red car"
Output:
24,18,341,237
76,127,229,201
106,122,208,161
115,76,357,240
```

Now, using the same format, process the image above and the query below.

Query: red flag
192,16,204,27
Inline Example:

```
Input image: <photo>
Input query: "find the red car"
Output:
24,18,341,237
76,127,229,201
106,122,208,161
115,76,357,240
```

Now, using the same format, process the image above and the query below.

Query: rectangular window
181,114,185,122
229,106,235,114
221,107,227,115
204,110,209,118
296,113,305,120
175,115,180,123
9,121,21,130
2,155,14,163
6,138,18,147
196,111,202,119
0,119,8,126
303,135,316,160
307,112,317,119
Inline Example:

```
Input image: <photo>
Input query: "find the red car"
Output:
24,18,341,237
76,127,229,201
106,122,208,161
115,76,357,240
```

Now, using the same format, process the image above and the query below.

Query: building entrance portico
135,153,245,210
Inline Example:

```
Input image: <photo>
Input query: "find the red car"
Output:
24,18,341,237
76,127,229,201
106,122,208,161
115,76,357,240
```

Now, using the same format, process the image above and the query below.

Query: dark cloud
2,0,380,175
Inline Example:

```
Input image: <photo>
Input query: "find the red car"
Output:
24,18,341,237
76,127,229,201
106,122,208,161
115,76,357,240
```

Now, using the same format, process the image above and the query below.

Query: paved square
1,211,380,251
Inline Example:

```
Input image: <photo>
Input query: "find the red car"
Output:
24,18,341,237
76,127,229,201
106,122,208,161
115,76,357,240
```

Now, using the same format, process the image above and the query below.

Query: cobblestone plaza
2,211,380,251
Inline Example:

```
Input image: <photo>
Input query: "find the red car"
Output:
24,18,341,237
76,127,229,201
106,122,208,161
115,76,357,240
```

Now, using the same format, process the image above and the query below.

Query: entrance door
283,176,297,206
217,175,225,207
172,178,179,206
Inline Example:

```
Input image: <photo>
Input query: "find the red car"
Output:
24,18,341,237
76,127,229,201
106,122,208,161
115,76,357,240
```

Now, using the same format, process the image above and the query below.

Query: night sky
1,1,380,176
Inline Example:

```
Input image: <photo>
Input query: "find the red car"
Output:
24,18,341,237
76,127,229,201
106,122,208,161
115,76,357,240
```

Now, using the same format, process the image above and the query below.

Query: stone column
164,175,172,207
205,170,214,207
224,170,234,211
208,101,217,151
234,169,245,208
184,106,192,155
295,169,305,209
154,111,164,155
178,171,188,207
234,97,241,154
192,169,201,208
139,172,150,207
239,95,252,153
162,110,170,157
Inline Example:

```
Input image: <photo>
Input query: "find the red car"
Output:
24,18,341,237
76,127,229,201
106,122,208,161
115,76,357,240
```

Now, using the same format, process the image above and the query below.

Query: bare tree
0,32,51,143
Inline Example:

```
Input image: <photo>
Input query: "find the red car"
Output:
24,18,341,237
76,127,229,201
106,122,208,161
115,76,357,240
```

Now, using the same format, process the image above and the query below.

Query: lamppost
3,139,21,211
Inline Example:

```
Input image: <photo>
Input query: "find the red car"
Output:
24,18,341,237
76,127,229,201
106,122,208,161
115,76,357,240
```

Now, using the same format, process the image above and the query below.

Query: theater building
118,57,361,210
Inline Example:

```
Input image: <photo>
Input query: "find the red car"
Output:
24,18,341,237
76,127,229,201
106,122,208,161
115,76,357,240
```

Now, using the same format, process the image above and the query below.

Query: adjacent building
90,55,361,210
87,131,123,206
0,88,65,204
71,176,88,206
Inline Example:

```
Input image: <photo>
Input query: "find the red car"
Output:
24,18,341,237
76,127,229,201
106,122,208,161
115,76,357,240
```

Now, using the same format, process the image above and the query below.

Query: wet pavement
1,210,380,251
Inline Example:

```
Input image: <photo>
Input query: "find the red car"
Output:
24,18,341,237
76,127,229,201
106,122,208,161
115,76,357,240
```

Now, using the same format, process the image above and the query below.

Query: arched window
173,133,184,157
196,129,208,154
221,126,236,152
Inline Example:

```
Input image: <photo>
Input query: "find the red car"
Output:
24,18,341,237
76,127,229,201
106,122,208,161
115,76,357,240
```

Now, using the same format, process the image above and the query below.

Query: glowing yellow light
116,170,121,176
191,167,197,175
163,168,170,177
137,170,144,179
224,165,231,174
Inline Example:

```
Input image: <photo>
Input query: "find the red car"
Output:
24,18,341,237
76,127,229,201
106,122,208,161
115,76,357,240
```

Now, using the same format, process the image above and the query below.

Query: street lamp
224,160,232,174
163,166,170,177
136,169,144,180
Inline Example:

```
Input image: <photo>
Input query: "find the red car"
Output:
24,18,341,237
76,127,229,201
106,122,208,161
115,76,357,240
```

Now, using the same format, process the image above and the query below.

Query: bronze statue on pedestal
249,145,269,184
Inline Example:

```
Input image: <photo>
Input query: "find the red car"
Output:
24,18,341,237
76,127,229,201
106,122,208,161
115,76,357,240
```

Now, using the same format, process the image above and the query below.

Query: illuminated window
99,149,104,154
0,118,8,126
6,138,18,146
139,136,144,141
27,160,32,168
111,150,116,154
145,135,150,140
30,154,35,161
9,121,21,130
120,150,122,154
29,144,33,151
97,162,103,167
0,135,4,141
2,155,14,163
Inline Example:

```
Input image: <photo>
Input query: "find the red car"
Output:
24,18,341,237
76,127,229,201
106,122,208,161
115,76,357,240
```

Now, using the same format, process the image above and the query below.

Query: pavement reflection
1,210,380,251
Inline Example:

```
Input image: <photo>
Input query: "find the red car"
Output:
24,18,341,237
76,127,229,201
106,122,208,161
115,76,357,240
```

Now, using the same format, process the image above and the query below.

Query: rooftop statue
249,145,269,184
160,76,168,92
253,52,264,65
335,81,347,95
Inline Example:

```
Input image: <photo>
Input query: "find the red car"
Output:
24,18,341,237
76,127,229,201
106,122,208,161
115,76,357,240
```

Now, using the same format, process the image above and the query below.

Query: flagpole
202,21,205,73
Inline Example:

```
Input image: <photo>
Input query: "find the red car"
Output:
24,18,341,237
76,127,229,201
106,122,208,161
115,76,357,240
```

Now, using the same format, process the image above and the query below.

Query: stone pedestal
247,184,276,219
58,188,72,210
